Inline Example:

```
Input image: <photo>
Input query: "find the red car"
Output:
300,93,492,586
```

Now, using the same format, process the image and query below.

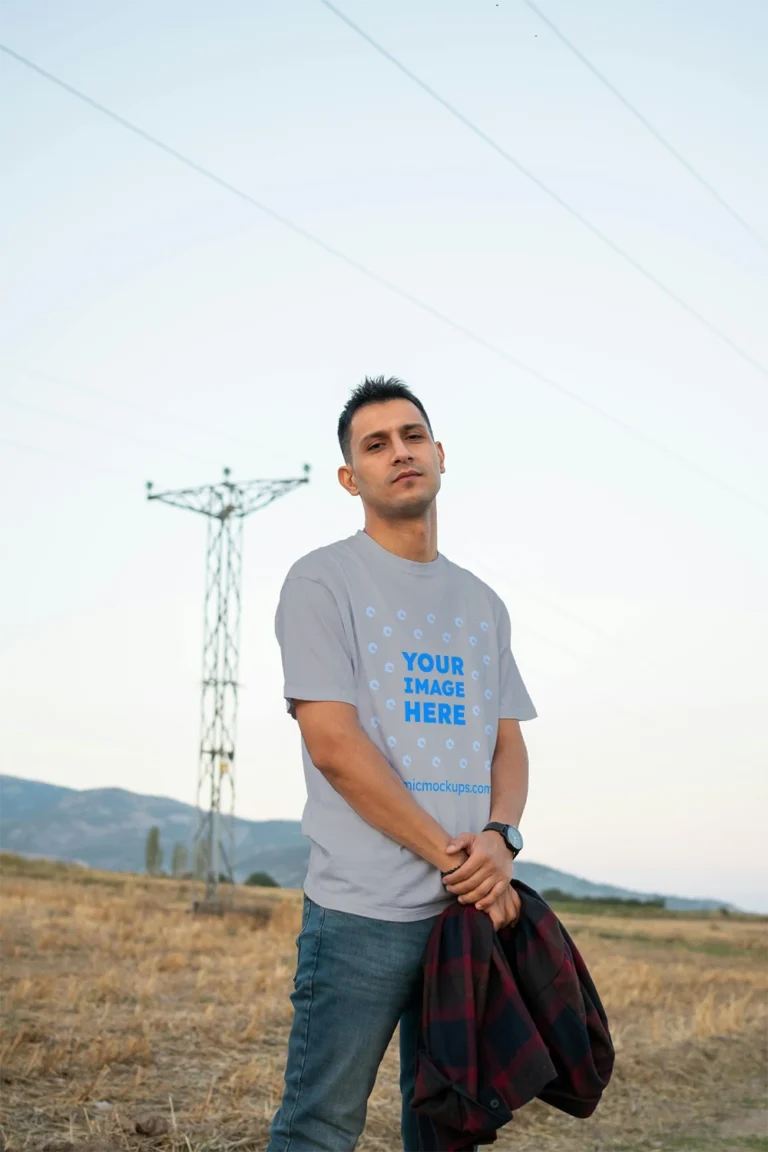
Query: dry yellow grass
0,856,766,1152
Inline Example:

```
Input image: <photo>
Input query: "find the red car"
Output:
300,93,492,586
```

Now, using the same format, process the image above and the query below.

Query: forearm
490,724,529,827
319,730,462,873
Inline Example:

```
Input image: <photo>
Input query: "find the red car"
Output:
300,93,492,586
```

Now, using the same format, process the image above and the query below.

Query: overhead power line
3,363,265,452
464,554,618,643
1,44,765,517
522,0,768,250
318,1,768,378
1,394,210,467
0,434,136,478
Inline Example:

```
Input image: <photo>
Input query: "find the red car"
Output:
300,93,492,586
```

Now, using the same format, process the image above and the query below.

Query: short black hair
337,376,433,462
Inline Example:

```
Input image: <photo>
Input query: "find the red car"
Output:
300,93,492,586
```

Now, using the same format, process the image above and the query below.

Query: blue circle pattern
367,608,498,780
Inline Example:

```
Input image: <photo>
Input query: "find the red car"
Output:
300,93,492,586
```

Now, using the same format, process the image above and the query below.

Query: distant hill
0,774,733,911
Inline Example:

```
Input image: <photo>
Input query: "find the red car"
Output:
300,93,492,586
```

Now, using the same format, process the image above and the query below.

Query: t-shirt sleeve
275,575,357,717
496,599,538,721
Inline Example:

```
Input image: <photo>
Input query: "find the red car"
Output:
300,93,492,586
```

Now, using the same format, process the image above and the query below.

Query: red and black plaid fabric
411,880,615,1151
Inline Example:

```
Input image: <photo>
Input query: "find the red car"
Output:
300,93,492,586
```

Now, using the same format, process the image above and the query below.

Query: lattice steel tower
147,465,310,901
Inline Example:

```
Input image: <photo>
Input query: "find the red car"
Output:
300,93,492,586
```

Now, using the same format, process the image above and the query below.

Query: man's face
338,398,445,518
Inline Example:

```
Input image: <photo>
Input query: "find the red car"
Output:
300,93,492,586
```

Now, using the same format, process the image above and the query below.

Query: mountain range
0,774,732,910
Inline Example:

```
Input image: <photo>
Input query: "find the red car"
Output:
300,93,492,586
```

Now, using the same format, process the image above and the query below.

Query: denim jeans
267,893,475,1152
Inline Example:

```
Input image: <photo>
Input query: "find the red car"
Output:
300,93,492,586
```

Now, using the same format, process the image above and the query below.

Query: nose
391,436,414,464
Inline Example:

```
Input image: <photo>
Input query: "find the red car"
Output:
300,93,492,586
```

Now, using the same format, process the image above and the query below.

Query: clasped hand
441,830,521,931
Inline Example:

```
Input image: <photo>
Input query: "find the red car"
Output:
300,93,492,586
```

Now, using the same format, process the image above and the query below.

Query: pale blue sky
1,0,766,910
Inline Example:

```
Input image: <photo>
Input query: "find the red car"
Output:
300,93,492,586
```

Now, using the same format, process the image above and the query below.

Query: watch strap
484,822,521,858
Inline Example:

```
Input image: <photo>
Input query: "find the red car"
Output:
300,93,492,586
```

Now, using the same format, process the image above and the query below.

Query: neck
363,506,438,563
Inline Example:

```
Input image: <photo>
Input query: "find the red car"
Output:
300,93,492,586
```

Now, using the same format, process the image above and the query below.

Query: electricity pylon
147,465,310,903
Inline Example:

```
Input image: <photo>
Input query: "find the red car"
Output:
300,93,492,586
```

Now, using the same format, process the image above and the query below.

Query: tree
245,870,279,888
145,826,163,876
171,843,188,879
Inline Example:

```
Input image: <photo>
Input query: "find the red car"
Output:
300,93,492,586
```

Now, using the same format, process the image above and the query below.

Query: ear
436,441,446,475
338,463,360,497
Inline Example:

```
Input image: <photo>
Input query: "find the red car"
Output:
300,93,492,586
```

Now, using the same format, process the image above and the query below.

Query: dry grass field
1,854,766,1152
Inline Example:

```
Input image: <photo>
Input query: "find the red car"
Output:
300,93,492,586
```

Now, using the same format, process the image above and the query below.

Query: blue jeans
267,893,474,1152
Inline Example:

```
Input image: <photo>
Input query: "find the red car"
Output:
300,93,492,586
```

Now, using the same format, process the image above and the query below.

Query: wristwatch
483,821,523,859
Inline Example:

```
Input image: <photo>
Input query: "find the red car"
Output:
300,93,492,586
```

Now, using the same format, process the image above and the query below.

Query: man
267,377,537,1152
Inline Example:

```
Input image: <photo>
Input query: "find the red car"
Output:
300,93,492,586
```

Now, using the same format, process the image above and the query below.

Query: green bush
244,870,279,888
542,887,665,909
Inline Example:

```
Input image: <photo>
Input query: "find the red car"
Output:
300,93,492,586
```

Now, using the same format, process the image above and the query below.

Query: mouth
393,470,422,484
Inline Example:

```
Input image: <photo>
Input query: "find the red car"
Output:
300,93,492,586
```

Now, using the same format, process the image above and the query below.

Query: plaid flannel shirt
411,879,615,1151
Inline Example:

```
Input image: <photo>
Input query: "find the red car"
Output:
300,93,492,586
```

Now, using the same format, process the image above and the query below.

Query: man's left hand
484,885,522,932
441,830,514,911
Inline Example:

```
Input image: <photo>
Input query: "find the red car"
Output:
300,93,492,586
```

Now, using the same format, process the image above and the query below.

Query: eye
368,442,383,451
408,433,423,440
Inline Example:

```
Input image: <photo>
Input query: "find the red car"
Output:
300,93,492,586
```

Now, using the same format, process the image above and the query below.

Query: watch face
506,825,524,852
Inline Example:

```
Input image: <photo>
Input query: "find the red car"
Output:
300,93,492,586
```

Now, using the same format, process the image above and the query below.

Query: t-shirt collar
352,529,445,578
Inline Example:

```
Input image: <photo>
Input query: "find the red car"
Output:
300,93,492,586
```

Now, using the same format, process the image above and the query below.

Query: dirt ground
0,856,766,1151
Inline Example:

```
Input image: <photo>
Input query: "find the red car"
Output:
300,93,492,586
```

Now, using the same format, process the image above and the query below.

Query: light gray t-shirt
274,530,537,922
